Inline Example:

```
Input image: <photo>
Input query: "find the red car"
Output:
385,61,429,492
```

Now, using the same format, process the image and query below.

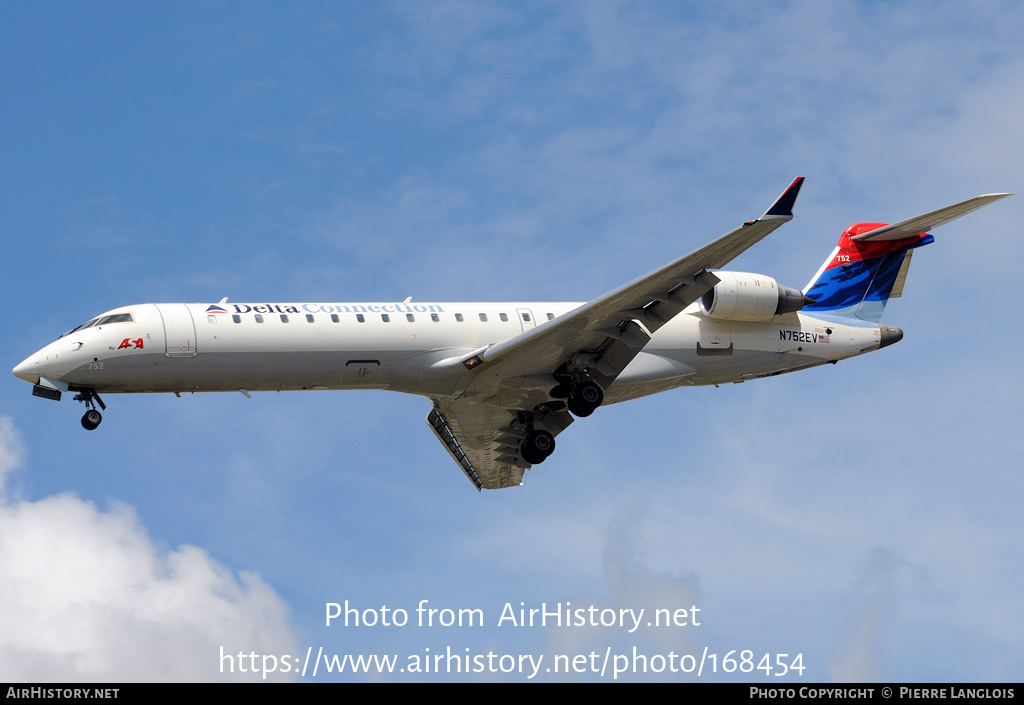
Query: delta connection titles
326,599,700,632
229,302,445,315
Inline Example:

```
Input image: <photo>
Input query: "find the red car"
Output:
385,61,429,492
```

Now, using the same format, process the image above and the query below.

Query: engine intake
699,271,811,322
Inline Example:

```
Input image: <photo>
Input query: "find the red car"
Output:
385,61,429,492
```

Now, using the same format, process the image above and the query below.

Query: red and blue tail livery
802,225,933,322
803,193,1010,322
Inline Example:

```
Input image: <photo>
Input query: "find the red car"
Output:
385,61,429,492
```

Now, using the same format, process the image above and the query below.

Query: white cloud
0,416,298,682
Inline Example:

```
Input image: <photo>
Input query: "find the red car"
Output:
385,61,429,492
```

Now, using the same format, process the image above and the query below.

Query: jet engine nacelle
699,271,809,322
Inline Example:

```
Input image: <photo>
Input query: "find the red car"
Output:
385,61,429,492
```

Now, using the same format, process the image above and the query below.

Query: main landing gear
520,429,555,465
74,389,106,430
518,374,605,466
551,375,605,418
567,379,603,418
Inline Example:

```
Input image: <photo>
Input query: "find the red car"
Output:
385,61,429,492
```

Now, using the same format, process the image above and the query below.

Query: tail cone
879,325,904,349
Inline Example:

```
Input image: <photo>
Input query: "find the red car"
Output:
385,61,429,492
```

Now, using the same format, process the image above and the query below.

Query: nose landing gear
82,409,102,430
73,389,106,431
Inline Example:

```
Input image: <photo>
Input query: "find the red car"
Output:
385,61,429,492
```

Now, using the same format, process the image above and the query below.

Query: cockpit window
60,317,100,338
97,313,134,325
59,312,134,338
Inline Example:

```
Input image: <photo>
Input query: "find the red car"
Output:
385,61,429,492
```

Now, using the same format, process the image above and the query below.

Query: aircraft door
517,308,537,332
158,304,198,357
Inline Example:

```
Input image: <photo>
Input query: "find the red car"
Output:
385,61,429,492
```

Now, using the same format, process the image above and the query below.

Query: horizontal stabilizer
851,193,1011,241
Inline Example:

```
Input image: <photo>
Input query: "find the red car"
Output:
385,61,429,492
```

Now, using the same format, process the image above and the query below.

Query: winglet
762,177,805,219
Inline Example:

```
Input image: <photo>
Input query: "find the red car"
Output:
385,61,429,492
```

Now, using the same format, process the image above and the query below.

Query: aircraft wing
428,178,804,490
427,403,564,490
458,177,805,393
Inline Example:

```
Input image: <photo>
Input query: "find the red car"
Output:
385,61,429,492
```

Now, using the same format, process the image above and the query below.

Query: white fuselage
14,301,885,405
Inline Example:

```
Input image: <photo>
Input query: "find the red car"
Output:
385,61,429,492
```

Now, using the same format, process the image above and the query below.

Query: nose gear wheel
73,389,106,431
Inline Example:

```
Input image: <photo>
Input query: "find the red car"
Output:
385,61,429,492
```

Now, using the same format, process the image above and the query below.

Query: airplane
13,179,1010,490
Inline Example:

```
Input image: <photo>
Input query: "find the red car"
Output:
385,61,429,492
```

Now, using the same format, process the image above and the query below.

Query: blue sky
1,1,1022,682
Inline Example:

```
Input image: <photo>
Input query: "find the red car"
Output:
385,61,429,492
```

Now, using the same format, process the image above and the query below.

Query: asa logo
118,338,144,350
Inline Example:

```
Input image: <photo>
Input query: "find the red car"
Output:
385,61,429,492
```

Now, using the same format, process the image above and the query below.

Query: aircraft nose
13,355,40,383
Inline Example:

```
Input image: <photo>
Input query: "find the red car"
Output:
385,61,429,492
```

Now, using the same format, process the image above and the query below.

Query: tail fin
802,193,1011,322
801,225,931,322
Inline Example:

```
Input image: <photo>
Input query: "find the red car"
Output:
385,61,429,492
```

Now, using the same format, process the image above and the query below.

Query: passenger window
431,313,439,322
280,315,289,323
523,313,531,322
382,314,390,322
406,313,415,322
306,314,315,323
356,314,365,323
207,315,217,324
455,314,464,322
331,314,340,323
232,315,241,323
255,315,264,323
499,313,508,322
479,313,488,322
547,313,554,320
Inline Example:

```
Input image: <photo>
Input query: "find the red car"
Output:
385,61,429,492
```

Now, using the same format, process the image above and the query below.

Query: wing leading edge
430,177,805,489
